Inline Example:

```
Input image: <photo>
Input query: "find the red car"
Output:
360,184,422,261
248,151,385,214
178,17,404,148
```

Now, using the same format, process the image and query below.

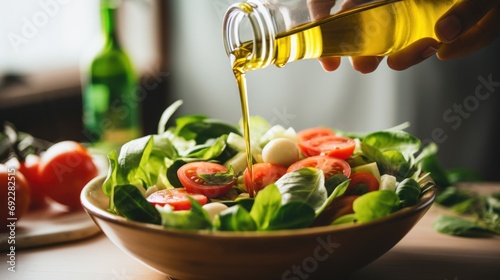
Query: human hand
434,0,500,60
316,0,500,73
387,0,500,71
308,0,393,73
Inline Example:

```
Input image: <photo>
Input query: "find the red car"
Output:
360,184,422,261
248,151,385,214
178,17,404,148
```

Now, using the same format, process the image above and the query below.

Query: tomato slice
298,135,356,159
287,155,351,179
244,163,287,194
345,172,380,196
146,188,208,210
177,162,236,198
297,127,336,143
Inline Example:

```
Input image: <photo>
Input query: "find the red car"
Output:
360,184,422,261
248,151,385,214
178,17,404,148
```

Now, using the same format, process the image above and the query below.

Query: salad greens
417,143,500,238
102,100,437,231
432,187,500,237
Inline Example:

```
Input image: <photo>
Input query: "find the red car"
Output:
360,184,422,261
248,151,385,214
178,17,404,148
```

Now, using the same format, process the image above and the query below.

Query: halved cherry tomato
345,172,380,196
287,155,351,179
298,135,356,159
177,162,236,198
244,163,287,194
297,127,336,143
146,188,208,211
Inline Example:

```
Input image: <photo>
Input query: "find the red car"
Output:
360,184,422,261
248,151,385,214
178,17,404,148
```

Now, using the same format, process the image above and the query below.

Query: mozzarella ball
202,202,229,221
262,138,300,167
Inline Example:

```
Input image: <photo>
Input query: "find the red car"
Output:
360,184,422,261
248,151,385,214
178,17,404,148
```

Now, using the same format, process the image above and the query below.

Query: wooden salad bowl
81,175,436,280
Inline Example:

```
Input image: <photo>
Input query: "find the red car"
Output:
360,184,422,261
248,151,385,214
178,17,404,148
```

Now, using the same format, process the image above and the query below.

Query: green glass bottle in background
81,0,140,150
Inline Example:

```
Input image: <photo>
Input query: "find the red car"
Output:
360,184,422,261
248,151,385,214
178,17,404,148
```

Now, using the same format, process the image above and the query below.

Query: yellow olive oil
240,0,458,70
230,0,457,197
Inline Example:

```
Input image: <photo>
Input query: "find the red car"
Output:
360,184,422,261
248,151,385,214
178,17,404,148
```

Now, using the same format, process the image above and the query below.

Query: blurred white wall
169,0,400,133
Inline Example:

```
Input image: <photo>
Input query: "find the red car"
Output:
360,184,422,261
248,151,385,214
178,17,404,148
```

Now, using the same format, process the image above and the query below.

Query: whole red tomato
38,141,98,209
1,164,31,231
5,155,47,210
19,154,48,209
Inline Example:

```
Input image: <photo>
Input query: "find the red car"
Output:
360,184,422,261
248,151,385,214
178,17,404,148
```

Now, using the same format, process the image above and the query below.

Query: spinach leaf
157,99,183,135
156,197,212,230
274,168,327,213
433,215,492,237
146,134,178,188
267,202,315,230
166,159,188,188
362,130,421,159
250,184,282,230
445,168,484,184
331,213,357,225
176,117,241,144
117,135,154,186
353,190,400,223
103,135,159,211
415,142,450,188
174,114,208,140
396,178,421,208
102,150,122,197
479,195,500,234
434,188,500,237
383,150,415,179
435,186,475,207
220,197,255,212
316,179,350,219
216,205,257,231
360,143,415,181
113,184,161,225
450,198,478,214
183,135,233,160
324,174,349,196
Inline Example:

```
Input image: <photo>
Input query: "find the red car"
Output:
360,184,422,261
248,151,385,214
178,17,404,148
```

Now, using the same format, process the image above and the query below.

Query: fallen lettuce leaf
433,215,492,237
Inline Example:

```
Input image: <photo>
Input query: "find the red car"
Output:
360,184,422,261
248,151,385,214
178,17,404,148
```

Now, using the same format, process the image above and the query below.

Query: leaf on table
433,215,492,237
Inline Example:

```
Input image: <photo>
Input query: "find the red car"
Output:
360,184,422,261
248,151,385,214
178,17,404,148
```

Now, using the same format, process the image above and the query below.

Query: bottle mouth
222,0,275,70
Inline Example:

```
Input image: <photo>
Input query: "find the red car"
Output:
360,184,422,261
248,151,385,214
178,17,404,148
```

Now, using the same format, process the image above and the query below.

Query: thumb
435,0,498,43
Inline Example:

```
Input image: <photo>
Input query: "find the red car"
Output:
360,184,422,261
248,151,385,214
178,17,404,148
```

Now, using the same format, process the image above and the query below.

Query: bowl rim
81,175,436,239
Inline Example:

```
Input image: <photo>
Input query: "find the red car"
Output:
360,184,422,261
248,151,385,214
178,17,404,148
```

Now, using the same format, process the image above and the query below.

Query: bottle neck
100,0,121,49
223,0,276,71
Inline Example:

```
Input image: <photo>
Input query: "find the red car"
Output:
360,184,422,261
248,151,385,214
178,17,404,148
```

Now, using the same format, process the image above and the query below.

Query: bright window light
0,0,159,76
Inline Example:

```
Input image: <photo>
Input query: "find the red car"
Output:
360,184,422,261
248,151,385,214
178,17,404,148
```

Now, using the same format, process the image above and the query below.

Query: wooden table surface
2,184,500,280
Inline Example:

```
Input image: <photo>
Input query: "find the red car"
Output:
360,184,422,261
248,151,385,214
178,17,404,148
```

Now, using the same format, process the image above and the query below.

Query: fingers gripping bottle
223,0,458,71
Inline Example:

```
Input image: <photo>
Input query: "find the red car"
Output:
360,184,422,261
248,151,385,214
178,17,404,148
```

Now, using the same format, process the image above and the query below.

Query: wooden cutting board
0,201,101,251
0,152,108,252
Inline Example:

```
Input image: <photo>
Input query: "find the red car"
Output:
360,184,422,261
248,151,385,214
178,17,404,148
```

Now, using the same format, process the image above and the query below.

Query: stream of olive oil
230,0,457,197
231,43,256,197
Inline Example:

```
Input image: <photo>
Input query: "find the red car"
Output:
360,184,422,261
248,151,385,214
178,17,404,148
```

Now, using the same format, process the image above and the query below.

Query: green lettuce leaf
274,168,327,213
156,197,212,230
353,190,400,223
113,184,161,225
